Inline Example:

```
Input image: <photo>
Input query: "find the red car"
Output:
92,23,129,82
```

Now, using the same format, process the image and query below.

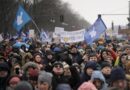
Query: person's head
78,81,97,90
101,61,112,75
56,84,72,90
38,71,52,90
0,62,10,78
52,61,64,75
22,62,39,83
14,81,33,90
7,75,21,89
70,45,77,54
63,62,71,76
101,49,108,60
123,45,130,54
93,79,104,90
0,57,6,64
84,61,96,76
28,67,39,86
110,67,127,90
119,53,127,65
82,53,89,62
89,52,98,62
34,53,43,64
46,50,53,60
20,45,26,51
91,71,106,90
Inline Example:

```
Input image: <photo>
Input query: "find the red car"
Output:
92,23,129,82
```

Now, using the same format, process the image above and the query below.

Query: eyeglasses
54,65,62,68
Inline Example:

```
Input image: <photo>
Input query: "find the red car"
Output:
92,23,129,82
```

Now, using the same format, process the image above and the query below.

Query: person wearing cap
52,61,80,90
109,67,128,90
51,61,64,90
80,61,97,85
37,71,52,90
0,62,10,90
101,61,112,85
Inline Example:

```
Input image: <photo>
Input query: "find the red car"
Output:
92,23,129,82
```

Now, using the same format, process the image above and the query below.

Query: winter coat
91,71,108,90
0,62,10,90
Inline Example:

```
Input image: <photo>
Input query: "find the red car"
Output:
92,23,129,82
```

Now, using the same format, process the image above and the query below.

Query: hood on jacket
22,62,38,72
78,81,97,90
91,70,108,90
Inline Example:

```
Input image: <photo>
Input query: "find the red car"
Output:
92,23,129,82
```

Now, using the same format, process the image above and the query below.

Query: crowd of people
0,37,130,90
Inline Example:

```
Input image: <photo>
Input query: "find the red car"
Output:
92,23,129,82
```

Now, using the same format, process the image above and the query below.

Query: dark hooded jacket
0,62,10,90
80,61,97,85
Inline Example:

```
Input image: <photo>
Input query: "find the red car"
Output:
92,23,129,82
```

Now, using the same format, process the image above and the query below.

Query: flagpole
31,19,41,34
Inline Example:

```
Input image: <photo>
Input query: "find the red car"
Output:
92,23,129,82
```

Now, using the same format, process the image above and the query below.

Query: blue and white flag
13,5,31,32
40,31,49,42
84,16,107,45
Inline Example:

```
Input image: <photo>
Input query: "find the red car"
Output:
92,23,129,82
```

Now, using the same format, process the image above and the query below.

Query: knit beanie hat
0,62,9,71
110,67,126,82
38,71,52,86
101,61,111,69
84,61,97,71
14,81,33,90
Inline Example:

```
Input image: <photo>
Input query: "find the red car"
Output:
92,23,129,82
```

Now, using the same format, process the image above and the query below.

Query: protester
78,81,97,90
91,70,108,90
0,62,10,90
6,75,21,90
109,67,127,90
37,71,52,90
80,61,97,84
0,32,130,90
14,81,33,90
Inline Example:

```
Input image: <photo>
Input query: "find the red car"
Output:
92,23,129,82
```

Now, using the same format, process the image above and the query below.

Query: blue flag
84,16,107,45
40,31,49,42
13,5,31,32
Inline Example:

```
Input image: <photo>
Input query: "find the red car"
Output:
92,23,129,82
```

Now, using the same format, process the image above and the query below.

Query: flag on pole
40,31,49,42
84,16,107,45
13,5,31,32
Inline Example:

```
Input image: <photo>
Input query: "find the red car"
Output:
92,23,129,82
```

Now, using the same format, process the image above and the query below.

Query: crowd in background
0,37,130,90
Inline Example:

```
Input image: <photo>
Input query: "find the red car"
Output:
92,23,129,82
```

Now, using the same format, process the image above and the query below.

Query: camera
15,68,20,75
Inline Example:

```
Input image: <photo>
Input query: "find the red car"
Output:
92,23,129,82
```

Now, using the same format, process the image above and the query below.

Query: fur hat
14,81,33,90
110,67,126,82
22,62,38,72
38,71,52,86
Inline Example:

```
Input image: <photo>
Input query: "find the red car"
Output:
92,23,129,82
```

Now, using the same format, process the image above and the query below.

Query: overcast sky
62,0,129,28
